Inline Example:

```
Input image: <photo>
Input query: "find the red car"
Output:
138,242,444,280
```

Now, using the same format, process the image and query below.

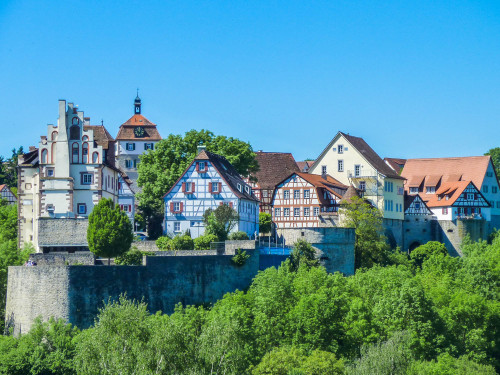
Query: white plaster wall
480,161,500,216
382,178,405,220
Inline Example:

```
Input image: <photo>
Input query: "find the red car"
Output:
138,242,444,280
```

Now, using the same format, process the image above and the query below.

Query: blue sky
1,1,500,161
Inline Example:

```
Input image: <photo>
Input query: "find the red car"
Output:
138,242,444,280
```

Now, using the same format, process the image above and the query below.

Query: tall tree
202,205,240,241
0,147,24,188
87,198,133,265
485,147,500,176
137,130,258,237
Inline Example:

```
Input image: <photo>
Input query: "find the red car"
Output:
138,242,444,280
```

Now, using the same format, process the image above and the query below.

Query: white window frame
126,143,135,151
294,208,300,217
212,183,220,193
284,208,290,217
313,207,319,216
82,173,93,185
354,164,360,177
338,160,344,172
321,165,327,174
304,189,310,199
337,144,343,154
275,208,281,217
294,190,300,199
174,222,181,232
173,202,181,212
426,186,436,194
283,190,290,199
359,181,366,191
304,207,310,217
410,187,419,194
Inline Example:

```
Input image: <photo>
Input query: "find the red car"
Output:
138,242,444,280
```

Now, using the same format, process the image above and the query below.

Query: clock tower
134,93,141,114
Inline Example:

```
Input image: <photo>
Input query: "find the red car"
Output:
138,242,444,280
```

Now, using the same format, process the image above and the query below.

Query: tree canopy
87,198,133,263
485,147,500,176
203,204,240,241
0,147,23,188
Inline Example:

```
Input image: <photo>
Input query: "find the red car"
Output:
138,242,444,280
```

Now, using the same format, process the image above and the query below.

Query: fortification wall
29,252,95,266
6,247,259,334
276,227,355,275
383,219,404,248
38,218,88,248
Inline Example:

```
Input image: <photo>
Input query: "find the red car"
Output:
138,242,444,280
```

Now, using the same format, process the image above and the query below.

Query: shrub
194,234,218,250
231,249,250,267
410,241,448,267
156,236,172,250
115,249,143,265
171,235,194,250
228,231,250,240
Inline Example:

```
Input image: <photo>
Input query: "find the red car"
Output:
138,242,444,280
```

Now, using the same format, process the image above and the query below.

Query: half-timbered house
247,152,300,215
163,148,259,238
271,173,347,229
0,184,17,204
404,193,432,216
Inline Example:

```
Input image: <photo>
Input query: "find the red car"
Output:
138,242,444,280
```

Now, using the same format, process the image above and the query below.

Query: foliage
171,234,194,250
407,353,497,375
0,147,23,188
289,239,319,271
193,233,218,250
228,230,250,240
134,212,146,231
115,248,144,265
340,196,391,269
136,129,258,217
259,212,272,234
0,317,79,375
0,201,18,242
485,147,500,176
155,235,172,250
410,241,448,267
232,249,250,267
87,198,133,263
203,204,239,241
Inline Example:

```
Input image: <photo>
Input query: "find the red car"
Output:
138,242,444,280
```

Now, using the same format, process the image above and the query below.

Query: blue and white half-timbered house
163,148,259,238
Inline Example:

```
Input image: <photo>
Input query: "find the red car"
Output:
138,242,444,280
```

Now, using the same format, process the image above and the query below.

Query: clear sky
1,1,499,161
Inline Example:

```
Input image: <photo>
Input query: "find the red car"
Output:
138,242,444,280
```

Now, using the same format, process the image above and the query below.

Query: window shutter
170,202,174,213
144,143,147,150
192,182,195,192
132,143,136,151
229,202,233,208
195,163,199,172
208,182,212,193
180,202,184,213
182,182,186,193
220,202,223,206
218,182,222,193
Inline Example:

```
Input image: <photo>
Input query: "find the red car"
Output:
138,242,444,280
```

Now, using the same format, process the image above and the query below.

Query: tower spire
134,90,141,115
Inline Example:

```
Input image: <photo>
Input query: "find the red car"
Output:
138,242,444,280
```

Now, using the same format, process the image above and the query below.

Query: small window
313,207,319,216
284,190,290,199
483,185,488,193
487,171,493,177
275,208,281,217
81,173,93,185
77,203,87,215
126,143,135,151
237,183,242,192
410,187,419,194
359,181,366,191
426,186,435,194
284,208,290,217
493,186,498,194
321,165,327,174
198,161,206,171
144,143,153,150
337,144,343,154
294,190,300,199
125,160,132,168
497,201,500,208
467,193,475,200
304,207,310,217
245,186,250,194
174,222,181,232
46,204,55,213
304,190,310,199
338,160,344,172
46,168,54,177
213,183,220,193
442,208,448,215
294,208,300,217
173,202,181,212
354,164,360,177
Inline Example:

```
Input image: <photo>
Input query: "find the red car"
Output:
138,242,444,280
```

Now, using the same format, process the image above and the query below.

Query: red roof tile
251,152,300,189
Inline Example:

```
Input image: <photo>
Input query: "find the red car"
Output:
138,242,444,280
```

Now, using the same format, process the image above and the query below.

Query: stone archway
408,241,421,252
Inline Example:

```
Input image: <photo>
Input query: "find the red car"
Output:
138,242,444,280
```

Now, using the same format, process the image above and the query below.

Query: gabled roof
420,180,489,208
251,152,300,189
115,114,162,141
340,185,360,203
164,150,258,202
384,158,406,174
404,193,432,214
84,125,114,149
296,160,315,172
311,131,404,180
402,156,494,191
18,148,39,166
0,184,6,191
276,172,347,201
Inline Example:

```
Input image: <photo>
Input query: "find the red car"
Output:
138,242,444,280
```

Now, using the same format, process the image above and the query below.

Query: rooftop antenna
101,119,104,126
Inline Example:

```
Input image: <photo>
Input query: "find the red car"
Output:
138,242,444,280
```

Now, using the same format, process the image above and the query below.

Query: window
284,190,290,199
294,208,300,217
237,183,242,192
173,202,180,212
304,189,310,199
487,171,493,177
144,143,154,150
81,173,93,185
359,181,366,191
459,207,465,214
69,125,80,140
313,207,319,216
263,190,268,198
338,144,343,154
442,208,448,215
197,161,207,172
212,183,220,193
304,207,310,216
46,168,54,177
415,202,421,210
46,204,54,214
275,208,281,217
82,143,88,164
426,186,435,194
41,149,48,164
245,186,250,194
410,187,419,194
284,208,290,217
134,159,138,168
497,201,500,208
294,190,300,199
398,187,404,195
493,186,498,194
126,143,135,151
125,160,133,168
321,165,327,175
354,164,360,177
77,203,87,215
338,160,344,172
467,193,475,200
483,185,488,193
92,152,99,163
72,143,79,164
174,222,181,232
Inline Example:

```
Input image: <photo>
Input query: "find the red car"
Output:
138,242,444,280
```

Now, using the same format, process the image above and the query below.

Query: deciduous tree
203,205,240,241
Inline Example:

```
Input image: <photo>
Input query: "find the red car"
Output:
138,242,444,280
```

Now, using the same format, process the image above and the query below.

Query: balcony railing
347,169,377,179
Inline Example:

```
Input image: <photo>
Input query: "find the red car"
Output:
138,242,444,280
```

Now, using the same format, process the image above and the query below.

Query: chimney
197,145,206,154
29,146,36,152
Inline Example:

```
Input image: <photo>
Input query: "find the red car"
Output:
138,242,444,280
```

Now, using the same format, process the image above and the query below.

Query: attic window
245,186,250,194
237,183,242,192
409,187,419,194
426,186,435,194
445,195,449,200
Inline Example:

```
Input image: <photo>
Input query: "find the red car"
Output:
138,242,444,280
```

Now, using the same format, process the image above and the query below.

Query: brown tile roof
404,193,432,213
84,125,114,149
384,158,406,174
115,114,162,141
296,160,315,172
251,152,300,189
421,180,473,207
19,148,39,166
340,185,360,203
401,156,493,192
339,132,404,179
296,172,348,200
0,184,6,191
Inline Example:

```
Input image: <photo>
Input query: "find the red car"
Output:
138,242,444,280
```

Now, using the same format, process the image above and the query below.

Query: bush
410,241,448,267
259,212,272,234
115,249,143,265
228,231,250,240
231,249,250,267
156,236,172,250
194,234,218,250
171,235,194,250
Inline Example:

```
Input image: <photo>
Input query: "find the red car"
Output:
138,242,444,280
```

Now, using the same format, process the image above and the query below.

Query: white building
18,100,121,252
115,95,162,194
163,148,259,238
309,131,406,220
118,174,135,224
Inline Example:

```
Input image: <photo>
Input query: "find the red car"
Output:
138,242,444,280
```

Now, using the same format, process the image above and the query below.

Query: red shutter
208,182,212,193
195,163,199,172
180,202,184,213
182,182,186,193
220,202,223,206
192,182,195,192
229,202,233,208
218,182,222,193
170,202,174,213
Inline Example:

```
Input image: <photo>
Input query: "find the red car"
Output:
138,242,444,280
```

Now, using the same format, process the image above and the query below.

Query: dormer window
237,183,242,192
196,161,208,173
426,186,435,194
245,186,250,194
445,195,449,200
409,187,419,194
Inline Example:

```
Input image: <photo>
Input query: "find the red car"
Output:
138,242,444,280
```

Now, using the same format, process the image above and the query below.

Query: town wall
29,252,95,266
383,218,404,249
276,227,355,275
38,218,88,250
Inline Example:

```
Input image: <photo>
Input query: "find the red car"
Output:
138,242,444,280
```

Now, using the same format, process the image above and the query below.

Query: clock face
134,126,145,138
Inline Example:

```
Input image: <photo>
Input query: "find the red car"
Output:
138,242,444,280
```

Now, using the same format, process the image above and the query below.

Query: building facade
18,100,121,251
115,95,162,194
163,148,259,238
0,184,17,204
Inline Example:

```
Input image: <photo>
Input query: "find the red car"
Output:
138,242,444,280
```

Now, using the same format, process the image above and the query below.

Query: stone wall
383,219,404,248
6,246,259,334
38,218,88,248
133,240,158,252
276,227,355,275
29,252,95,266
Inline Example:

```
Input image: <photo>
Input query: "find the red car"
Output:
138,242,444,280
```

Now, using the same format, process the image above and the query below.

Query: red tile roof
384,158,406,174
296,160,315,172
251,152,300,189
115,114,162,141
296,172,348,199
421,180,472,207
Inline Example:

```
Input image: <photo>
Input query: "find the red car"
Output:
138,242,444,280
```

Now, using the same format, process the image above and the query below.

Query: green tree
87,198,133,265
340,196,391,269
137,130,258,236
410,241,448,267
407,353,497,375
0,147,23,188
289,240,319,271
259,212,272,234
252,346,306,375
194,233,218,250
485,147,500,176
170,234,194,250
203,205,240,241
228,231,250,240
115,248,144,265
156,235,172,250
